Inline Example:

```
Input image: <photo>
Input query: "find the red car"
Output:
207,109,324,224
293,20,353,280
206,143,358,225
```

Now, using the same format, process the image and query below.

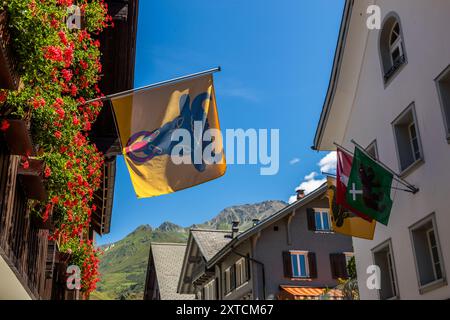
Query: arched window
379,14,407,84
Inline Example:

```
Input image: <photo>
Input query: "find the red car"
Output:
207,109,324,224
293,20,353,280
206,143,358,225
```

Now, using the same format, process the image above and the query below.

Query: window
379,14,407,84
372,240,399,300
366,140,379,160
235,258,248,287
283,251,317,279
291,252,309,278
314,209,331,232
435,65,450,141
330,253,352,279
307,208,333,232
392,104,423,173
410,214,446,292
203,279,216,300
224,266,236,295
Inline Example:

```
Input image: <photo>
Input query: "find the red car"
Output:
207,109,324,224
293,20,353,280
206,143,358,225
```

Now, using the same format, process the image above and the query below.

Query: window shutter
231,264,236,291
282,251,293,278
246,254,251,281
308,252,318,279
215,278,219,300
306,208,316,231
330,253,348,279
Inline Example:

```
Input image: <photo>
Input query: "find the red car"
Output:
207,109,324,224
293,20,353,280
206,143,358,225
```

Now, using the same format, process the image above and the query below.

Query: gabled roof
206,183,328,267
149,243,195,300
313,0,372,150
191,229,234,262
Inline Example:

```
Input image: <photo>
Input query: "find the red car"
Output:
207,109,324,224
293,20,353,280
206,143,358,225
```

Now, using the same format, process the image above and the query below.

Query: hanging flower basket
0,10,19,90
31,212,55,230
0,118,35,156
17,157,47,201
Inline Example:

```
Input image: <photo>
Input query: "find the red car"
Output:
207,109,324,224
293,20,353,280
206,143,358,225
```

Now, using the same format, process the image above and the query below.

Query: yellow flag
326,177,376,240
111,74,226,198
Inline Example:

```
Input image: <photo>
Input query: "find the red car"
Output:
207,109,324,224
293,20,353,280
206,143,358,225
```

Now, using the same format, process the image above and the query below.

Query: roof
191,229,234,262
313,0,372,150
150,243,195,300
279,286,344,300
207,183,328,267
313,0,353,150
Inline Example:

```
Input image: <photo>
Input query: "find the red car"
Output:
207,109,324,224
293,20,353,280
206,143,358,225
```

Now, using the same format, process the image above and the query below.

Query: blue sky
97,0,344,245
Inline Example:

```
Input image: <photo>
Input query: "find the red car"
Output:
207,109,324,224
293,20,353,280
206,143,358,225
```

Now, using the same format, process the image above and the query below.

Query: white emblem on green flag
346,147,394,225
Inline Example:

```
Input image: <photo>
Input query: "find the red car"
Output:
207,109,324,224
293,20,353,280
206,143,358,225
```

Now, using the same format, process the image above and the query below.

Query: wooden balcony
0,144,49,298
0,10,19,90
0,142,80,299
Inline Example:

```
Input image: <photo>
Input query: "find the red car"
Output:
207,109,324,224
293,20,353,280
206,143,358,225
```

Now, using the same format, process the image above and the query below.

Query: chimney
231,220,240,238
252,218,260,226
296,188,305,200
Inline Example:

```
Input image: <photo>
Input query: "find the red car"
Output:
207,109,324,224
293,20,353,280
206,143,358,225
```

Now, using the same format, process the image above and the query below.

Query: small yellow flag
326,177,376,240
111,74,226,198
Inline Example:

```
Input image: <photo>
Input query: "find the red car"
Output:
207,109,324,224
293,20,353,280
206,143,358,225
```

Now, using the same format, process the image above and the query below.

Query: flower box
1,119,35,156
0,10,19,90
31,203,55,231
17,157,47,201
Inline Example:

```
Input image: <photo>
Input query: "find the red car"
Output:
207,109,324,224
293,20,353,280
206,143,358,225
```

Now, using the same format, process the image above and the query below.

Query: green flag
346,147,394,225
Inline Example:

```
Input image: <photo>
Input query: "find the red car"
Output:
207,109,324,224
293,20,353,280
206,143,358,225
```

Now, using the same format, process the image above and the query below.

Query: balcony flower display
0,0,113,296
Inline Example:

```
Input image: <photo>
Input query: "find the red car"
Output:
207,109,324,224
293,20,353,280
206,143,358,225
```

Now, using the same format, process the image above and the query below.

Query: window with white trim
372,240,398,300
314,209,332,232
235,258,248,287
410,215,445,291
379,14,407,83
203,279,216,300
290,251,309,278
392,103,423,173
389,22,403,66
435,65,450,141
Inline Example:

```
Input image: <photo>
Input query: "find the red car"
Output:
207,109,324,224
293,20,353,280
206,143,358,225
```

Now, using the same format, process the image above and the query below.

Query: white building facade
314,0,450,299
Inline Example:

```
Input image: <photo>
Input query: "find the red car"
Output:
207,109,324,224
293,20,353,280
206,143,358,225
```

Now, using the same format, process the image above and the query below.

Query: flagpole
350,139,419,194
333,141,419,194
82,67,222,105
321,170,412,193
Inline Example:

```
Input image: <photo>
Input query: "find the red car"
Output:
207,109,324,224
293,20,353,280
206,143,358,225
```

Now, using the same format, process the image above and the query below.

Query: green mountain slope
92,200,286,300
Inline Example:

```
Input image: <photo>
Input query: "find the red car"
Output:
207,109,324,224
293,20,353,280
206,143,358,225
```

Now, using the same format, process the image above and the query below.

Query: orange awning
279,286,344,300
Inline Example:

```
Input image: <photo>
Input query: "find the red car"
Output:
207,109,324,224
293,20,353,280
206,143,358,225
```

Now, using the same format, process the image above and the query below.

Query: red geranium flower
0,90,7,103
44,167,52,178
0,120,10,132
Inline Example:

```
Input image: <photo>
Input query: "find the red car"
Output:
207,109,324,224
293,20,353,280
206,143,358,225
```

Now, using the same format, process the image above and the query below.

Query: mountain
91,200,287,300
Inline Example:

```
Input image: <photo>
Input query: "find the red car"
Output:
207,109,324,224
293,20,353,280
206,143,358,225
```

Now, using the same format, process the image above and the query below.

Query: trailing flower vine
0,0,113,295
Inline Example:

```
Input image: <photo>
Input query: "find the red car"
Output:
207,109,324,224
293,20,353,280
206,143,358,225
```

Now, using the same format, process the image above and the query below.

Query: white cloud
304,172,317,181
288,195,298,204
318,151,337,173
289,158,300,165
297,177,327,195
288,152,337,203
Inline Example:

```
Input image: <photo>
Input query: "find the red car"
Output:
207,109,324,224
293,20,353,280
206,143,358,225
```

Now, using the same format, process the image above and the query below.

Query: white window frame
409,213,447,294
344,252,354,266
314,208,332,232
392,103,424,176
426,228,441,281
434,64,450,142
290,251,309,278
366,140,379,160
224,267,231,295
371,239,400,300
408,122,420,161
389,22,404,65
235,258,248,287
204,279,216,300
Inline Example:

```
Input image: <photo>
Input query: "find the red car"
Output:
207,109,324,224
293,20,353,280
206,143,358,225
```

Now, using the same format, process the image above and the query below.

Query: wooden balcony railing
0,141,83,300
0,143,48,298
